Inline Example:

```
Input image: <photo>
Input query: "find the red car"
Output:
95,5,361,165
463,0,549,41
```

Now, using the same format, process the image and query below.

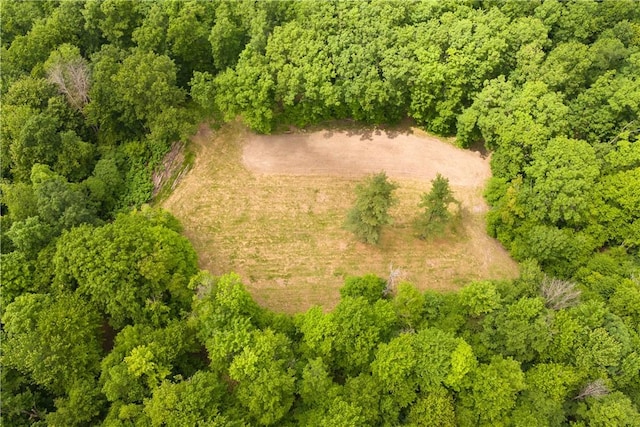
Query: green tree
526,137,600,228
340,274,387,303
512,363,581,427
0,366,54,426
165,0,216,86
9,112,61,182
393,282,426,329
82,157,124,217
228,329,296,426
143,371,227,427
415,173,460,239
53,130,95,182
213,48,275,133
0,252,37,313
2,293,103,397
344,172,398,244
5,216,54,259
53,209,198,329
0,0,46,48
598,168,640,249
31,164,98,232
189,71,217,116
189,272,267,372
480,297,552,363
85,0,145,49
99,320,200,425
575,392,640,427
456,356,526,426
458,281,502,317
331,297,398,376
111,49,186,130
209,0,249,71
406,388,456,427
5,1,84,74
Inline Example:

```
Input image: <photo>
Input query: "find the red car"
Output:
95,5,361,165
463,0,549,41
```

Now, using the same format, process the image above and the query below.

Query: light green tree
228,329,296,426
53,209,197,328
526,137,600,228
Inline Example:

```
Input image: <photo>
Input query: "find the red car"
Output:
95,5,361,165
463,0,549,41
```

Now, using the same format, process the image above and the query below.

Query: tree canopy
2,0,639,425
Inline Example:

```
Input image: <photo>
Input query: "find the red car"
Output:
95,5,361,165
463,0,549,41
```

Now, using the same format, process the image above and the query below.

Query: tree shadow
317,117,416,141
466,138,490,160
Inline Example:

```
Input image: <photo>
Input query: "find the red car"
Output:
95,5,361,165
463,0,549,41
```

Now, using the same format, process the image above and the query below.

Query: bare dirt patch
162,122,518,314
244,127,490,188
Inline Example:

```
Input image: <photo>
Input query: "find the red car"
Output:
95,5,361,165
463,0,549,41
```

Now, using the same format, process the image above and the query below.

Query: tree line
1,0,639,425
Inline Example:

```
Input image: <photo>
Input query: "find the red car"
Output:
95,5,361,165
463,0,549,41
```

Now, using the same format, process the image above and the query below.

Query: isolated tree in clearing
415,173,460,239
345,172,398,245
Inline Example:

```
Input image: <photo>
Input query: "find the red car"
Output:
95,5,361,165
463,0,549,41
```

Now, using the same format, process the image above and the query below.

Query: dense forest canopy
1,0,640,425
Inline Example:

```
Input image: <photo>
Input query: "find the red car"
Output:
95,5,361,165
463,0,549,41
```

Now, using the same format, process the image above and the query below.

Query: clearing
162,121,519,313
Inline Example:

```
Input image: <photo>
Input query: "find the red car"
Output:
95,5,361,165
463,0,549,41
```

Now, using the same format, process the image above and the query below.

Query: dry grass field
162,121,519,313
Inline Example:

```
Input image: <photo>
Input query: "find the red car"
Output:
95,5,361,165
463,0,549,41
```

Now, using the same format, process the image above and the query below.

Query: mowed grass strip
162,121,519,313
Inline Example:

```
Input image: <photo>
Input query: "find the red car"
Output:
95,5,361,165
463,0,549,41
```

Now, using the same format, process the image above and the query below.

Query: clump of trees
345,172,461,244
2,0,640,425
5,264,640,425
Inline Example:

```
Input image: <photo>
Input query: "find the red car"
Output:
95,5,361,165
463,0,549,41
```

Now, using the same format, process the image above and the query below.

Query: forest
1,0,640,425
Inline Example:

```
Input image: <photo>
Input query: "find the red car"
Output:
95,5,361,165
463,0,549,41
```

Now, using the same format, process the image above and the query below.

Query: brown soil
244,126,490,189
162,121,519,314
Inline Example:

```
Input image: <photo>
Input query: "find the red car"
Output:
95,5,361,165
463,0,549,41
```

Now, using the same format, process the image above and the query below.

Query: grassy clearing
162,121,519,313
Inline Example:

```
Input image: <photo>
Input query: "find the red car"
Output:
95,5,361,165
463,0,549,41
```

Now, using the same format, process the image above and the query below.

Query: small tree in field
345,172,398,244
415,173,459,239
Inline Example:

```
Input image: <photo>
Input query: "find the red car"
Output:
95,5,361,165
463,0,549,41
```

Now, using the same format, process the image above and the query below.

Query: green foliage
144,371,226,427
10,112,61,182
53,209,198,329
331,297,398,376
2,293,103,396
3,1,640,424
456,356,526,426
228,329,296,426
406,388,456,427
526,137,600,228
393,282,426,329
98,320,202,425
481,297,551,363
575,392,640,427
459,281,502,317
190,71,217,116
415,173,460,239
344,172,398,244
340,274,387,303
190,272,267,371
0,252,36,313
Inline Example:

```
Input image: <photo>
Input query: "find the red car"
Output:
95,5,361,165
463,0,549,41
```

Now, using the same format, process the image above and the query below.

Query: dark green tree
344,172,398,244
415,173,460,239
